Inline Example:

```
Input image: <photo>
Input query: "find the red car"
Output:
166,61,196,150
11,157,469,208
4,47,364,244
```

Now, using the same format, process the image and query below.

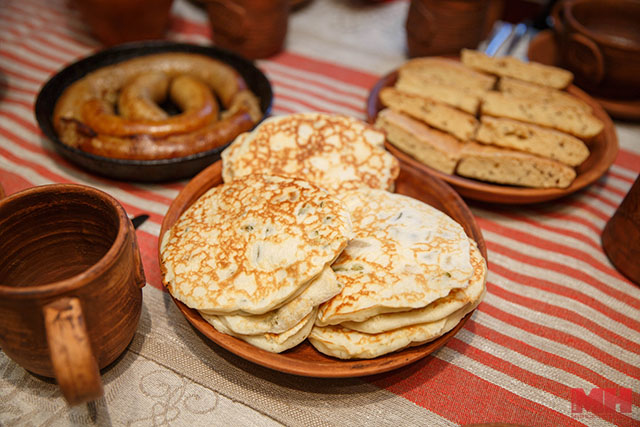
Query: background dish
159,159,487,377
367,69,618,204
35,40,273,182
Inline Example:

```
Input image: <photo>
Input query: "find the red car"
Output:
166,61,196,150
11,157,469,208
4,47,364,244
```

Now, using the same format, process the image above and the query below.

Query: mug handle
43,297,103,405
131,224,147,289
550,0,565,36
566,32,605,85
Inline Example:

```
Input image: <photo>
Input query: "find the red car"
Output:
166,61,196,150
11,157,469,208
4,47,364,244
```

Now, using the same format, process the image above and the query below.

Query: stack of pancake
160,174,352,352
309,188,486,359
161,112,486,359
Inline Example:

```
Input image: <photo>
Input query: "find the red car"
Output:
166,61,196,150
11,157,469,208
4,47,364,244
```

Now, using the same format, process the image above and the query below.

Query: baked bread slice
399,57,497,92
456,142,577,188
379,87,478,141
481,91,603,139
476,116,590,167
375,108,464,174
498,77,591,113
396,69,481,114
461,49,573,89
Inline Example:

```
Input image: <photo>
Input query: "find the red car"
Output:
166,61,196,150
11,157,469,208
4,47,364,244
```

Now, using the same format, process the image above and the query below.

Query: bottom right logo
571,387,633,417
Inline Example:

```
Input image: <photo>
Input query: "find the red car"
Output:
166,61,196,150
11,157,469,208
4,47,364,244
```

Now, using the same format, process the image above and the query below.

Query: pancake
308,246,487,359
221,112,400,193
213,266,341,335
316,188,474,326
341,240,486,334
308,290,484,359
309,314,446,360
204,309,317,353
160,174,352,314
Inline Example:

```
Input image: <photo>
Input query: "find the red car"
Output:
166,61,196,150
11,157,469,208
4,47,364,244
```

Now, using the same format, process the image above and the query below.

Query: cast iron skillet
35,40,273,182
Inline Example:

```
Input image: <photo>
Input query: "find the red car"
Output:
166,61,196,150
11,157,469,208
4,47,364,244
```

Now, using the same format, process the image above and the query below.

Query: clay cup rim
0,184,130,298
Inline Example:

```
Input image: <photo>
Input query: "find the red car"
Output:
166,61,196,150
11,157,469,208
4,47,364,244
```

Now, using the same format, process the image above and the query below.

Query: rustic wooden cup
72,0,175,46
205,0,289,59
405,0,493,57
553,0,640,99
602,174,640,286
0,184,146,405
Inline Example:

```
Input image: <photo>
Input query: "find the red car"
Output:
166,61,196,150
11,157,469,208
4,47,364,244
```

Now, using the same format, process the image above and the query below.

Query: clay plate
35,40,273,182
367,68,619,204
528,30,640,121
159,160,487,377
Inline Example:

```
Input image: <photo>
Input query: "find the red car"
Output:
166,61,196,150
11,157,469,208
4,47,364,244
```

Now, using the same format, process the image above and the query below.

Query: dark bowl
35,40,273,182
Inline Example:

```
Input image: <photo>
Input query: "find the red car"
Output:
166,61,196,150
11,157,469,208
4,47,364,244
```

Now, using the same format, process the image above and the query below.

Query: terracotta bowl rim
0,183,130,298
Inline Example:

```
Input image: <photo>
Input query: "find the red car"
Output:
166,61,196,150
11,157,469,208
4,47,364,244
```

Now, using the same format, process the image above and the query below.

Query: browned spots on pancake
222,113,399,192
161,174,351,314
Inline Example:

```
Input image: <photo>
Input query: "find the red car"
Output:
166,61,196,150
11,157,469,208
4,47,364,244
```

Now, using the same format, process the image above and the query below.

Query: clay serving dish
159,159,487,377
35,40,273,182
367,69,619,204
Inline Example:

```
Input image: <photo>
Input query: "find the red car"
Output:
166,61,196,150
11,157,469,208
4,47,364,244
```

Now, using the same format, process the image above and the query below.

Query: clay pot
205,0,289,59
552,0,640,99
602,174,640,286
406,0,495,57
0,184,145,405
73,0,175,46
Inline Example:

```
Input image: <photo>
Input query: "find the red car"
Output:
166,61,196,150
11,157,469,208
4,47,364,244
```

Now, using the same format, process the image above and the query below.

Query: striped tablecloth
1,1,639,426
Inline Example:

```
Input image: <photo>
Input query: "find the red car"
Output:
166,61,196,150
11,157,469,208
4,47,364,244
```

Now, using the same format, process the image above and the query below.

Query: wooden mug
205,0,289,59
405,0,494,57
72,0,175,46
0,184,146,405
602,174,640,286
552,0,640,99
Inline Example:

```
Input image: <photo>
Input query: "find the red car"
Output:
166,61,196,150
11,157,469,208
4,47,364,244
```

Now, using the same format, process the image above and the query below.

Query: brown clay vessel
602,174,640,285
405,0,494,57
553,0,640,99
0,184,146,405
73,0,175,46
205,0,289,59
